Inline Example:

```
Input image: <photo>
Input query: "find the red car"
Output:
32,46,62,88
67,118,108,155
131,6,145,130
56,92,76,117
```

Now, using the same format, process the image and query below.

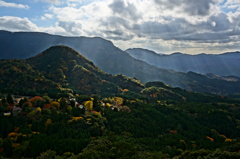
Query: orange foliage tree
29,96,44,106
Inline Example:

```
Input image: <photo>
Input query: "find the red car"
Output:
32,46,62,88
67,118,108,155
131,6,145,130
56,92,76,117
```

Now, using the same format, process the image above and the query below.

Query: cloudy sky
0,0,240,54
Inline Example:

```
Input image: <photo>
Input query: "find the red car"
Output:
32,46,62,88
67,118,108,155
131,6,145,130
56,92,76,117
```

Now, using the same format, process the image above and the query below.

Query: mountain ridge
1,31,240,95
126,48,240,77
1,45,236,102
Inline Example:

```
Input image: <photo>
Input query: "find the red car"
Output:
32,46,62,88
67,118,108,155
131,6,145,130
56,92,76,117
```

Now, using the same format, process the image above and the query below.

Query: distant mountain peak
126,48,163,55
170,52,184,55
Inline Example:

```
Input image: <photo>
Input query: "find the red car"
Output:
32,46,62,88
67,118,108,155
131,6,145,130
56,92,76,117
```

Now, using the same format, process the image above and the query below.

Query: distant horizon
1,0,240,54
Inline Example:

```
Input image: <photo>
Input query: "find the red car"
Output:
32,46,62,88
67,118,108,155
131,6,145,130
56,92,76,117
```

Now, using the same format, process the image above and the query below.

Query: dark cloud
162,31,231,42
135,18,194,40
104,30,124,36
154,0,215,16
109,0,141,20
100,16,134,31
57,20,82,34
209,13,231,31
106,34,134,41
128,10,240,43
104,29,135,41
105,2,240,45
140,19,188,34
98,15,138,41
104,0,237,43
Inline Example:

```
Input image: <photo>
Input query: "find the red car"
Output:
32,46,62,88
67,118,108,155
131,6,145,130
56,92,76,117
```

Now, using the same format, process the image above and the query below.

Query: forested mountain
27,45,119,96
1,31,240,95
126,48,240,77
0,45,145,97
0,45,232,102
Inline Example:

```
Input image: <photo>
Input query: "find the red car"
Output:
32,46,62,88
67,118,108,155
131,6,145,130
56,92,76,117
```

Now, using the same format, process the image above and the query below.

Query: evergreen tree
59,98,67,110
7,94,14,105
92,95,100,111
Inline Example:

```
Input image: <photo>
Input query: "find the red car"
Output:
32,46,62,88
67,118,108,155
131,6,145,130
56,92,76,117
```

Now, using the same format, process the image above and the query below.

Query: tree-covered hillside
0,46,144,98
0,59,62,96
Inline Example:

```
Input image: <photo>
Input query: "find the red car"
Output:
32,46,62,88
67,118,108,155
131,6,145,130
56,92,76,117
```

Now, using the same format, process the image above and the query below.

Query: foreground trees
1,93,240,158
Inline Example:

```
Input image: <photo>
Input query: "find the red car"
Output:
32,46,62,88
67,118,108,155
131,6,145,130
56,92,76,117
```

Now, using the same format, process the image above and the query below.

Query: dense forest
1,91,240,158
1,45,240,158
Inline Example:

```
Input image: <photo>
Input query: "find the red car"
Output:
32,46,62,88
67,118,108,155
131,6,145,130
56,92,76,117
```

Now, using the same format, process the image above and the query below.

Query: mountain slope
27,45,146,96
0,46,145,97
0,59,62,96
126,48,240,77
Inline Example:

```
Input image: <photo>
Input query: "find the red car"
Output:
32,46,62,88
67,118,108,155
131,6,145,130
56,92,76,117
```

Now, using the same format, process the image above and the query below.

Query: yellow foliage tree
113,97,123,106
68,117,83,122
105,103,111,107
36,107,42,112
84,101,93,111
225,138,233,142
50,101,60,109
45,119,52,126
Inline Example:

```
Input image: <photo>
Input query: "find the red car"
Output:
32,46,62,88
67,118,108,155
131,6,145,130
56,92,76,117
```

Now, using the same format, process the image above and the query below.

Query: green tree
22,102,33,113
43,95,51,104
92,95,100,111
35,100,45,108
76,139,113,159
18,98,28,107
1,98,8,107
7,94,14,105
67,106,72,114
37,150,56,159
59,98,67,110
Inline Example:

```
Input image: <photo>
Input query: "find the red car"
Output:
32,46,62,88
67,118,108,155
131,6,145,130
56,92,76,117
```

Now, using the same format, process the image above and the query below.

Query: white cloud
0,16,38,31
35,0,62,5
66,0,82,7
225,0,240,5
0,0,29,9
44,13,53,19
0,16,69,36
41,17,46,20
223,0,240,9
41,13,53,20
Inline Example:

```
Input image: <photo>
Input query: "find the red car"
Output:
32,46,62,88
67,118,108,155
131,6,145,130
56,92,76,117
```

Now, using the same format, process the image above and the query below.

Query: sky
0,0,240,54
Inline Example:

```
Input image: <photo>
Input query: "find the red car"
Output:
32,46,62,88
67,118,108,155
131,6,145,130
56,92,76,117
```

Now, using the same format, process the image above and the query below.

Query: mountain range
126,48,240,77
0,45,233,104
1,30,240,95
